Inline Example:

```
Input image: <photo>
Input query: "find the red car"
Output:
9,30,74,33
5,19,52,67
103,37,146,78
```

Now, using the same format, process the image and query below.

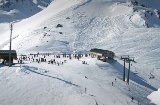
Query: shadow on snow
23,65,80,87
96,59,157,91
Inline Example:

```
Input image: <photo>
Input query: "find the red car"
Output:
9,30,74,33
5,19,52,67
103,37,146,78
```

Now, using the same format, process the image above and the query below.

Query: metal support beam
121,55,135,83
9,23,13,67
123,59,126,81
127,60,131,83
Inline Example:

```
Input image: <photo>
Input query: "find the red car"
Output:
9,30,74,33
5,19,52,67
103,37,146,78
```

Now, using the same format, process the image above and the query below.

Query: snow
0,0,52,22
0,0,160,105
148,88,160,105
130,13,146,27
0,55,146,105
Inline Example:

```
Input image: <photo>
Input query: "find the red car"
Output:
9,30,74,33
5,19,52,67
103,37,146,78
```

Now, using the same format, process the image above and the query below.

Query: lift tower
121,55,135,83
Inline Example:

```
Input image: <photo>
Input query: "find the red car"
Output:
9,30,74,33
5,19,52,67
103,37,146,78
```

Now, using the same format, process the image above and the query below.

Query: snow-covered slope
0,55,148,105
0,0,53,22
0,0,160,104
148,88,160,105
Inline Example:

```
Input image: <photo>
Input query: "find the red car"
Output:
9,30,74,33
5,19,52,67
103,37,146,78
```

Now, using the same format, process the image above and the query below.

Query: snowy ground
148,89,160,105
0,0,160,105
0,54,156,105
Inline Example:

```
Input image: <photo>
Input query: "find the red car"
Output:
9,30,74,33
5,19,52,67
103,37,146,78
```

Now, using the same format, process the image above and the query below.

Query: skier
131,97,134,102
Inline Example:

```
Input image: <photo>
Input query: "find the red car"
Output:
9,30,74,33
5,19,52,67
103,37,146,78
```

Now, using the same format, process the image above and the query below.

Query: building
0,50,17,65
89,48,115,61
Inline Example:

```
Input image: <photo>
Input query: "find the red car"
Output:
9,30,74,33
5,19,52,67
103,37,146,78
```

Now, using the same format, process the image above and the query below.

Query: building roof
0,50,17,53
0,50,17,59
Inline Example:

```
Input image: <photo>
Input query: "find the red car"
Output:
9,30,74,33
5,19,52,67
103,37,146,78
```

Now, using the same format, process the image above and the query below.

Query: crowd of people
17,53,89,66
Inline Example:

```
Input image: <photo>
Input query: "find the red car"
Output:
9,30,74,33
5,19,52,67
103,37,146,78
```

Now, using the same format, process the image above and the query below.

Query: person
85,87,87,94
131,97,134,102
112,82,113,86
51,60,53,64
69,56,71,60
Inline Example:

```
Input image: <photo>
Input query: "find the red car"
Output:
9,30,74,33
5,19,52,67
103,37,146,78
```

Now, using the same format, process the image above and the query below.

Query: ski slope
0,0,160,104
0,54,155,105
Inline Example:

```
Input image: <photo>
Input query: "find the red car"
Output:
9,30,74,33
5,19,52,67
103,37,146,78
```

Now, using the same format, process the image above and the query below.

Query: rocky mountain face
130,0,160,27
0,0,53,22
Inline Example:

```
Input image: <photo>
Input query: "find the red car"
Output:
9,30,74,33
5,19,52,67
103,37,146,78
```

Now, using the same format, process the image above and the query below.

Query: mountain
0,0,53,22
0,0,160,87
0,0,160,104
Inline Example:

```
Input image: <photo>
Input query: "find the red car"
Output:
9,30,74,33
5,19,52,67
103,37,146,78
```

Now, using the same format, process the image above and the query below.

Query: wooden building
89,48,115,61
